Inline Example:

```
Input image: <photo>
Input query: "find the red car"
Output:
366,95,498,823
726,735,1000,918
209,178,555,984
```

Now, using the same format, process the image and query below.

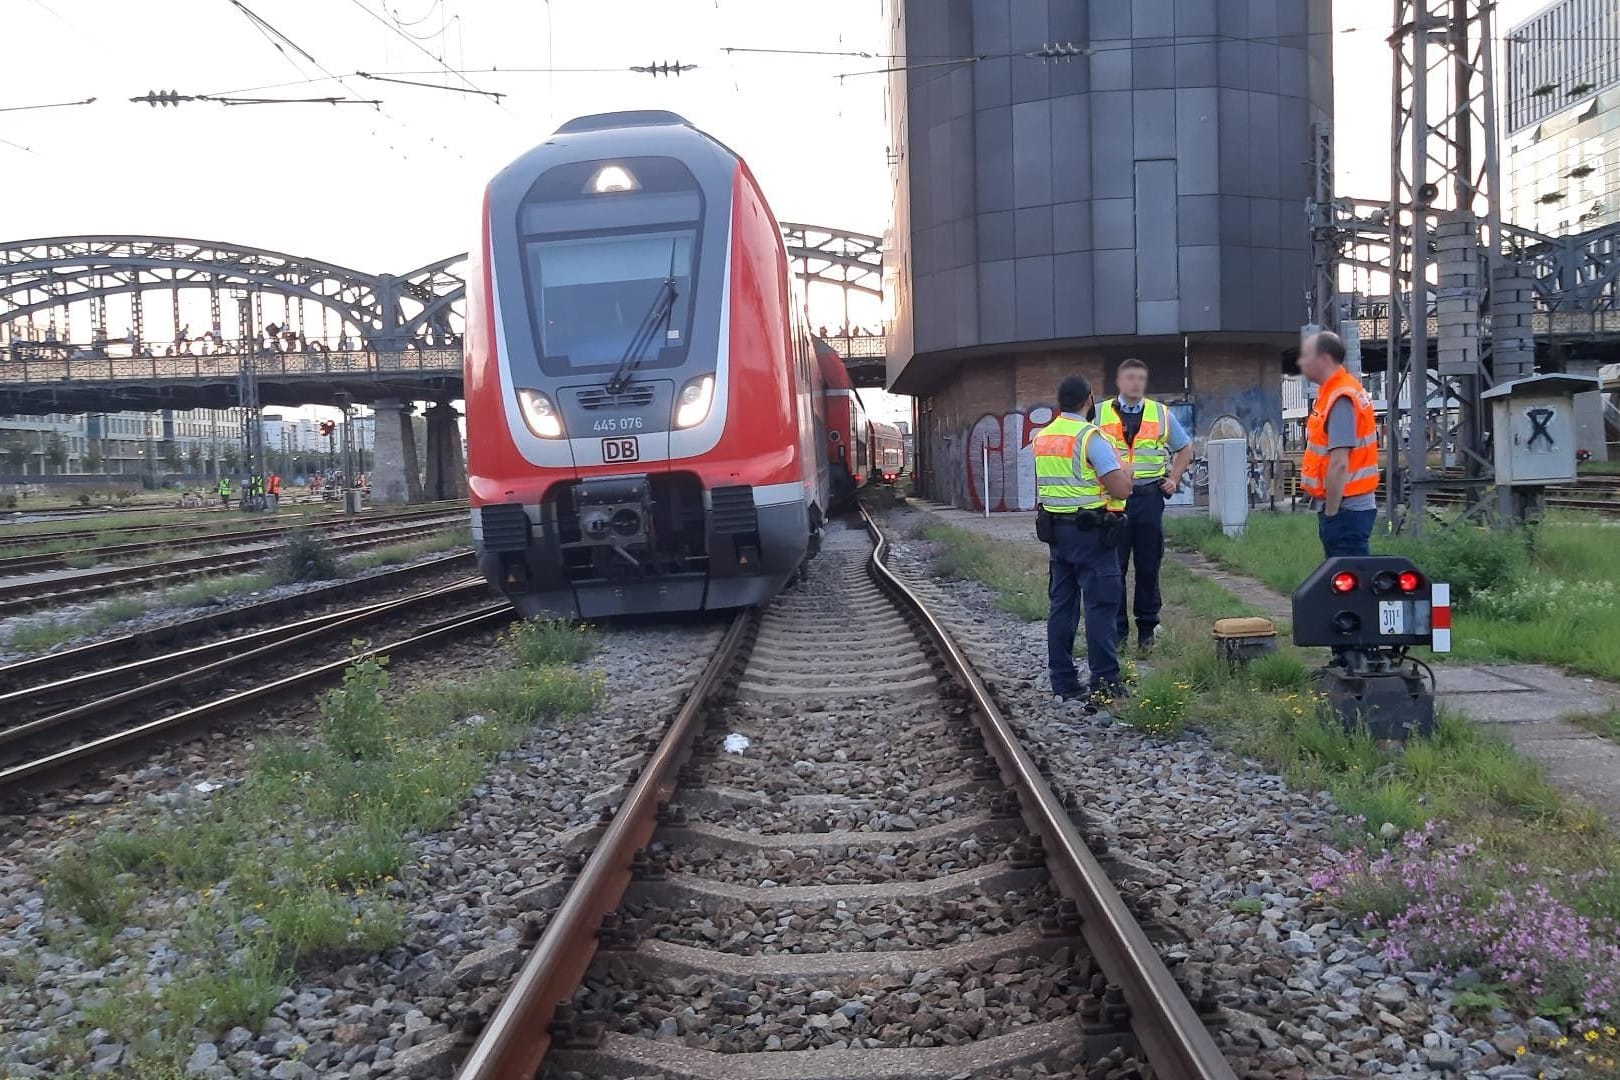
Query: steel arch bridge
0,226,886,412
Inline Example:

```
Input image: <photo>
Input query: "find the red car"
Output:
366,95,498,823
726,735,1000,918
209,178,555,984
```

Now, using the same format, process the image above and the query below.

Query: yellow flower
1607,1027,1617,1037
1586,1031,1600,1043
1516,1046,1528,1056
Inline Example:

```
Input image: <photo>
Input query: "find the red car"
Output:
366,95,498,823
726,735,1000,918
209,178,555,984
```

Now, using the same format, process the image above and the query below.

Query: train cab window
524,230,695,374
517,156,704,379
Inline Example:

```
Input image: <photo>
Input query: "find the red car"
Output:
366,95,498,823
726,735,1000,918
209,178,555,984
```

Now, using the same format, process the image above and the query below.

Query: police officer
1299,331,1380,557
1034,375,1136,708
1096,358,1193,652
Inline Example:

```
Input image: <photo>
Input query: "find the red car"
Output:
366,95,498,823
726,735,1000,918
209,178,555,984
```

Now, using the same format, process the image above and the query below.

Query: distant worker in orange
267,472,282,513
1299,331,1380,557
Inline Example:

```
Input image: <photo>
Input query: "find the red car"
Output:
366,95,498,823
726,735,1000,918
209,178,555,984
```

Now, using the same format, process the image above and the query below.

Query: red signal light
1398,570,1423,594
1331,571,1359,594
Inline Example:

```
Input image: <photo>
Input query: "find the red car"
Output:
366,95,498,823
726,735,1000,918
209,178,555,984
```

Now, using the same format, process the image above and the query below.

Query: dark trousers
1115,486,1166,642
1047,522,1123,696
1318,508,1377,557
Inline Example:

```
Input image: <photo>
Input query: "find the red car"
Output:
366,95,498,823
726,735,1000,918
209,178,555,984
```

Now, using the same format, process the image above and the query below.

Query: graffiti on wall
949,379,1285,512
965,405,1054,512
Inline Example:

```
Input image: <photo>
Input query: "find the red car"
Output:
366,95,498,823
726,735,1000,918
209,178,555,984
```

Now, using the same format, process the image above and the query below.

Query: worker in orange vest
267,472,282,513
1299,331,1380,557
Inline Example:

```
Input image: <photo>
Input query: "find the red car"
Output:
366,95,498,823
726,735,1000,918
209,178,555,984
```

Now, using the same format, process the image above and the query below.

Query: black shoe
1138,626,1161,653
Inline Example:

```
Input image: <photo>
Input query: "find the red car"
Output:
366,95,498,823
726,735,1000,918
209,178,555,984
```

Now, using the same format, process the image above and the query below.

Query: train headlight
586,164,640,194
516,388,564,439
674,374,716,429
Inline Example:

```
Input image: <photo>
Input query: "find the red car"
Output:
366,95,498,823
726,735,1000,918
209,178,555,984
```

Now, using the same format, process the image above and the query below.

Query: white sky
1,0,1553,422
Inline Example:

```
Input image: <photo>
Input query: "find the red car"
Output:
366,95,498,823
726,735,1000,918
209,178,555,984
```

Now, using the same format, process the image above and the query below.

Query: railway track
0,503,465,571
0,551,474,690
0,576,511,798
0,498,469,550
0,513,465,619
461,514,1234,1080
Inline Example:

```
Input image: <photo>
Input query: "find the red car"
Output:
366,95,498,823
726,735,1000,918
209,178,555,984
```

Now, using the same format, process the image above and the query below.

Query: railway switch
1292,556,1450,740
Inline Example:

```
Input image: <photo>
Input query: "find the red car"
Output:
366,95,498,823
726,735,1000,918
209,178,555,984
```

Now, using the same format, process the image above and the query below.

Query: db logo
601,437,640,463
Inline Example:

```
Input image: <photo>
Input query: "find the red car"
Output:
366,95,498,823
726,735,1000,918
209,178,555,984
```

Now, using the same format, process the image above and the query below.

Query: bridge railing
823,334,886,360
0,346,463,385
1349,308,1620,346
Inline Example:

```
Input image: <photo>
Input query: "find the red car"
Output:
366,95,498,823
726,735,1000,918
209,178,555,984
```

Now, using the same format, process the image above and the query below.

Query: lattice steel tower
1386,0,1524,530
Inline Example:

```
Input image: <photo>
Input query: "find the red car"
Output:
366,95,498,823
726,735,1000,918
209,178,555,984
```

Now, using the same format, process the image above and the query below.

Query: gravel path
881,505,1569,1080
0,616,724,1079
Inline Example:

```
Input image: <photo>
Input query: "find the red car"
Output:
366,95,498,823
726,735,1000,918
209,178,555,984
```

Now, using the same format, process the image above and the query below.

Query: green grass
1166,510,1620,681
2,574,275,654
346,527,473,572
1568,707,1620,744
37,632,599,1073
921,519,1617,872
922,523,1049,620
504,617,597,666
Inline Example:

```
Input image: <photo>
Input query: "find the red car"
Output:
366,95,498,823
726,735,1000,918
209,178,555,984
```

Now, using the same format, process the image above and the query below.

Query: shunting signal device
1292,557,1449,740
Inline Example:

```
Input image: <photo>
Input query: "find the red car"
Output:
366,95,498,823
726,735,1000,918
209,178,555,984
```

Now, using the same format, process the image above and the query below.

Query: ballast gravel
882,506,1572,1080
0,619,723,1080
634,885,1059,956
574,948,1088,1053
659,833,1018,887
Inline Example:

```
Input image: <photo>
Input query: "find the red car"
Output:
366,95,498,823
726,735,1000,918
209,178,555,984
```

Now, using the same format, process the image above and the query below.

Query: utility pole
1386,0,1505,532
236,293,266,508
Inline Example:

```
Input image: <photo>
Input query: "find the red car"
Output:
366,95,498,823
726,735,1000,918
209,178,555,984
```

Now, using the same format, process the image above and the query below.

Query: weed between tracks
917,518,1620,1038
345,526,473,572
2,528,471,656
28,620,600,1072
1166,511,1620,681
1,574,275,654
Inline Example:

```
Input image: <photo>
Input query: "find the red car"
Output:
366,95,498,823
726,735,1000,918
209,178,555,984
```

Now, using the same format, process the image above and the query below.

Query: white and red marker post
1431,583,1452,653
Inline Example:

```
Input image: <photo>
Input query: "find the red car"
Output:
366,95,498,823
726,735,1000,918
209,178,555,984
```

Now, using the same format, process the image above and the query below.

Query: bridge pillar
423,402,467,502
371,399,423,504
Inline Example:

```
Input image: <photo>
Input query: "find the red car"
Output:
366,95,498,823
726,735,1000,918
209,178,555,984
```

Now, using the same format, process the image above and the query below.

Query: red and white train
869,420,907,485
464,111,830,618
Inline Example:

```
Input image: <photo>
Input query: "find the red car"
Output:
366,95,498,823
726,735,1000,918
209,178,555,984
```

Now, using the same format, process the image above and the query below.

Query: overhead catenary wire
339,0,507,108
0,97,96,115
387,0,444,28
356,71,503,99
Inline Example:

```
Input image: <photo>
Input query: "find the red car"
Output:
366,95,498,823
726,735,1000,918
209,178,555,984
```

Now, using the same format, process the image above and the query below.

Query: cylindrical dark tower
884,0,1334,510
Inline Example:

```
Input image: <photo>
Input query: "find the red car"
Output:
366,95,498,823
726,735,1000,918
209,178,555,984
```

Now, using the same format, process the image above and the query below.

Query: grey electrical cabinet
1482,374,1602,486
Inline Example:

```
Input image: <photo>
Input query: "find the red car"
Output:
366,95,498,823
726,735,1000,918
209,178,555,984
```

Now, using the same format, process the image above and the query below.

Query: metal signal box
1294,556,1449,741
1292,557,1435,650
1481,374,1601,487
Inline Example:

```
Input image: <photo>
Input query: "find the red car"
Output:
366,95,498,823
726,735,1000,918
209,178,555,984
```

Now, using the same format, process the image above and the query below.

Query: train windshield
523,230,696,375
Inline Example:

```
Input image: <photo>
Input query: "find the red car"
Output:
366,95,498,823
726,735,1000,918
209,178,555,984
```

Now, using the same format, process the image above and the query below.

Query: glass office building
1505,0,1620,236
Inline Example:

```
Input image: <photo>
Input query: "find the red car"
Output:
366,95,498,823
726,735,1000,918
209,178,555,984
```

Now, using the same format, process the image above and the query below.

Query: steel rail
0,578,489,746
0,506,465,571
0,501,465,550
0,551,474,692
457,609,755,1080
460,513,1235,1080
0,517,464,618
860,509,1237,1080
0,603,514,795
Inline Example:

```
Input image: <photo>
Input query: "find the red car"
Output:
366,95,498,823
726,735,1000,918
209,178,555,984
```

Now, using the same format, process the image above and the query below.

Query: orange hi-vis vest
1302,366,1380,500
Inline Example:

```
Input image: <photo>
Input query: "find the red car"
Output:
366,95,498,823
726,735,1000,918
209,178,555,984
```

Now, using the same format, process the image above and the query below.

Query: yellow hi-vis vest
1033,414,1121,513
1096,398,1170,481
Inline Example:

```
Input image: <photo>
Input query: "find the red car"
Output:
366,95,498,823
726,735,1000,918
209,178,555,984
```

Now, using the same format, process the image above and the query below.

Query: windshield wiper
607,237,682,395
606,276,678,394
